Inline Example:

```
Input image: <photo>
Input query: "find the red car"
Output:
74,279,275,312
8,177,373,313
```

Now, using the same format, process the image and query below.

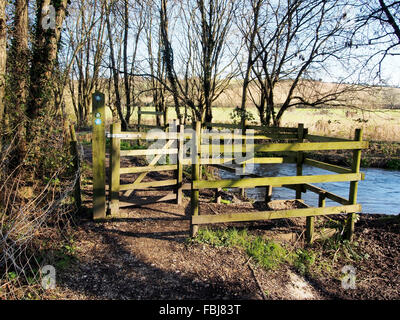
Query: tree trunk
160,0,182,122
10,0,29,161
123,0,131,129
0,0,6,149
106,4,126,130
27,0,69,123
240,0,262,128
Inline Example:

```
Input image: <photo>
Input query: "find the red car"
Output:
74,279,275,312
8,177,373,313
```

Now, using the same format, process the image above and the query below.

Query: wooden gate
91,93,186,220
108,120,186,215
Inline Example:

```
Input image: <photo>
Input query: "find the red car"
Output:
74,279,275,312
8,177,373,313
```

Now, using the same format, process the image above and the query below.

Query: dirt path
54,198,325,300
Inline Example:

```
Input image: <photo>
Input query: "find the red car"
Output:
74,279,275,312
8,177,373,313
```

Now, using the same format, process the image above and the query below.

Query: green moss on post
92,92,106,220
345,128,363,241
110,122,121,216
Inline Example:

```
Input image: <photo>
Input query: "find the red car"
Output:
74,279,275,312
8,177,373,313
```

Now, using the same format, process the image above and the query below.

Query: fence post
190,121,201,237
69,123,82,214
92,91,106,220
345,128,363,241
110,122,121,215
306,193,325,244
265,185,273,204
296,123,305,199
176,121,184,204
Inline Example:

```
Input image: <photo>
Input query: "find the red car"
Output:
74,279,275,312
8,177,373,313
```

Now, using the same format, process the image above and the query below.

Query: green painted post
345,128,363,241
110,122,121,215
92,91,106,220
190,121,201,237
296,123,305,199
176,121,184,204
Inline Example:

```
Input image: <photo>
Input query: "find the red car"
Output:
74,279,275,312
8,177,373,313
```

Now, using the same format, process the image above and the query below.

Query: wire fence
0,122,81,299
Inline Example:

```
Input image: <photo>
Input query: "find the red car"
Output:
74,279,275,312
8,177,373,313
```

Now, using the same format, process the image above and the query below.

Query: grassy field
65,80,400,142
134,106,400,142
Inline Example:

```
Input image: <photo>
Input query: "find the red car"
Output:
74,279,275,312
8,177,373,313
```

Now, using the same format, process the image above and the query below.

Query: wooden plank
246,125,299,133
145,132,193,140
116,132,193,140
120,179,177,191
205,123,299,133
255,140,369,152
303,183,349,205
193,173,363,189
306,134,351,142
139,124,163,129
92,92,106,220
241,157,296,164
201,132,297,140
120,148,178,156
138,111,164,115
107,132,143,139
304,158,352,174
120,165,177,174
109,123,121,215
202,133,273,140
204,122,242,129
199,141,368,154
119,193,176,208
192,204,362,225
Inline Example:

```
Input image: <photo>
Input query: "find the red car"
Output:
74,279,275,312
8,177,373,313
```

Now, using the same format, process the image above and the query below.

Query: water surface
219,164,400,215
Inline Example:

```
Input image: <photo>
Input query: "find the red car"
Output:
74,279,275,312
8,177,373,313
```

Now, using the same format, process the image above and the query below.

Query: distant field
65,80,400,142
133,106,400,142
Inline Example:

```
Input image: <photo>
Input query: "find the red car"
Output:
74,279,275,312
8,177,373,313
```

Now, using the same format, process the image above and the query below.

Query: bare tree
239,0,364,126
145,0,168,127
160,0,182,122
159,0,239,123
349,0,400,79
65,0,108,127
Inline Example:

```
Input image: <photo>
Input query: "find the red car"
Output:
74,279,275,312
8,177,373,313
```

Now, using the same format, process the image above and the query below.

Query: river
219,164,400,215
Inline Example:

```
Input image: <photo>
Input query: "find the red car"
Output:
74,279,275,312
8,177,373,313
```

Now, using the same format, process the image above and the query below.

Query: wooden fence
188,121,368,242
90,93,368,242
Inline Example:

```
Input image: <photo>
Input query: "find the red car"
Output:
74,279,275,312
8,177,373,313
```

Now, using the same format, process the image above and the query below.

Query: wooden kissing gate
91,92,369,242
